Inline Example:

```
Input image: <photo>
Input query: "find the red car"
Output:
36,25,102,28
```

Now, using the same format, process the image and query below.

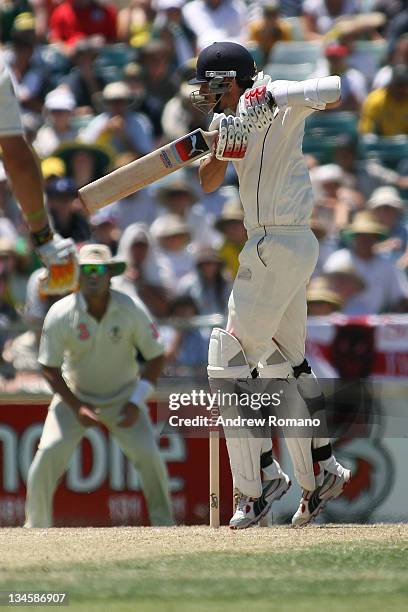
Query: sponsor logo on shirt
150,322,160,339
109,326,122,343
78,323,90,340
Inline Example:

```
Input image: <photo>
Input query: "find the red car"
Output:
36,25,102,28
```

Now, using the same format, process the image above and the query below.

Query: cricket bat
78,128,218,214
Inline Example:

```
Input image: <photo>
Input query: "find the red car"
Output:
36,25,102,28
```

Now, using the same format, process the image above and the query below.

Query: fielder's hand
215,115,248,161
238,85,276,132
37,235,79,295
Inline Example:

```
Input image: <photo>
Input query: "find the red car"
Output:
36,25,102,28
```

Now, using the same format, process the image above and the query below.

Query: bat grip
266,91,277,111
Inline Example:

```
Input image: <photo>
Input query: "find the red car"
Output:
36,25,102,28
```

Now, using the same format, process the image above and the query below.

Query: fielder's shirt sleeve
131,300,165,361
38,302,67,368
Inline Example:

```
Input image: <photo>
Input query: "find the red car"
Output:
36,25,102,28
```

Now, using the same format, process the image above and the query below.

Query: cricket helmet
190,42,257,85
189,42,257,114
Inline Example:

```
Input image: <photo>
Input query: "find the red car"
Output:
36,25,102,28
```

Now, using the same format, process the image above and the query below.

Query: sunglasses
81,264,108,276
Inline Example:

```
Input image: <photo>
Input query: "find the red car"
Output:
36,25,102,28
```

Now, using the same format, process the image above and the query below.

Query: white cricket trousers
25,395,174,527
228,225,319,369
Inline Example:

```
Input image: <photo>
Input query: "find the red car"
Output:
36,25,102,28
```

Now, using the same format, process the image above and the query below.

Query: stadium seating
264,62,315,81
95,44,136,69
269,41,322,66
302,136,337,164
302,112,359,164
39,44,71,87
282,17,305,41
94,64,124,84
354,40,388,67
359,137,408,171
305,111,358,138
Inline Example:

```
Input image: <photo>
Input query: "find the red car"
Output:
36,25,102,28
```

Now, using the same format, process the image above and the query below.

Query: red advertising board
0,402,233,527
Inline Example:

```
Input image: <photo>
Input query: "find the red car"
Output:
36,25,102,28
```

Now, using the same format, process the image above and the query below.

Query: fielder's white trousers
228,225,319,369
25,395,174,527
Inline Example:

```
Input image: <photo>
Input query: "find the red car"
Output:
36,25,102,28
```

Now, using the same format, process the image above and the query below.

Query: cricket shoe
292,468,351,527
230,490,270,530
263,473,291,507
230,475,291,530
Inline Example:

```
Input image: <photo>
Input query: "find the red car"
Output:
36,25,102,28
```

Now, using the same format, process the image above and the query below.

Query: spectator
314,43,367,111
62,35,105,113
2,266,69,373
373,0,404,24
155,172,219,248
386,10,408,53
0,237,28,314
41,156,67,188
21,110,42,145
46,177,91,242
332,13,387,84
323,210,408,314
306,276,342,315
333,134,408,199
161,79,208,141
0,1,34,45
161,294,208,369
182,0,248,51
324,264,366,313
89,208,120,256
368,186,408,261
54,141,112,187
178,247,232,315
310,216,337,277
117,0,156,48
113,222,172,318
150,214,195,288
49,0,118,51
248,0,292,66
80,81,154,157
33,87,78,158
5,12,49,113
372,34,408,91
138,40,178,138
122,62,164,140
359,64,408,136
153,0,197,70
108,153,160,229
302,0,359,40
310,163,363,233
214,192,247,278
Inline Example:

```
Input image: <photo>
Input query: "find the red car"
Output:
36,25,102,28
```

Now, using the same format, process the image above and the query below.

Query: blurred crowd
0,0,408,378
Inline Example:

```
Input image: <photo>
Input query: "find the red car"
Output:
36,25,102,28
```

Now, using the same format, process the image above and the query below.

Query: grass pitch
1,525,408,611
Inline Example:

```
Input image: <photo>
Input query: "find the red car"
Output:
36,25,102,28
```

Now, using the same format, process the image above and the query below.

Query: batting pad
208,328,266,497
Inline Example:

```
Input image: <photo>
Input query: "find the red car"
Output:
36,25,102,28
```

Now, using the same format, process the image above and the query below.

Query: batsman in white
190,42,351,528
25,244,174,527
0,55,76,292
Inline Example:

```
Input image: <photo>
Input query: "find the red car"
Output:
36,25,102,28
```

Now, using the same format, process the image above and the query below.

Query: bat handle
266,91,277,111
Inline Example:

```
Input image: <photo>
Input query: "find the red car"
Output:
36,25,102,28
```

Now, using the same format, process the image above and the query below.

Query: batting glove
238,85,276,132
215,115,248,161
37,235,79,295
37,235,76,265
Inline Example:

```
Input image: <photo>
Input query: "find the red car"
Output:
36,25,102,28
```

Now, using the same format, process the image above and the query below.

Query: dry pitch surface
2,525,408,611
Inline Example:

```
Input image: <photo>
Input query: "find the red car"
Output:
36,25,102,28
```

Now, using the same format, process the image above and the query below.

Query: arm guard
269,76,341,110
